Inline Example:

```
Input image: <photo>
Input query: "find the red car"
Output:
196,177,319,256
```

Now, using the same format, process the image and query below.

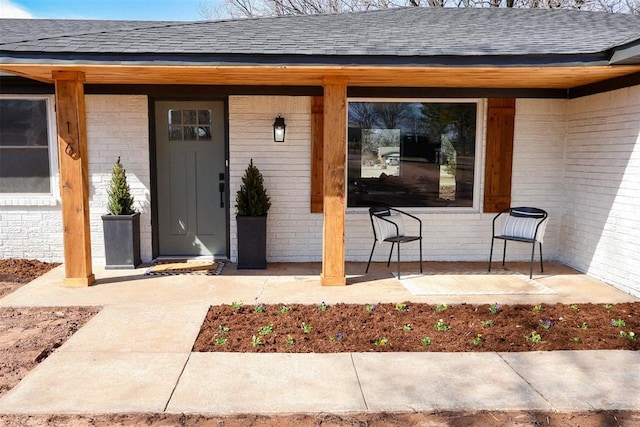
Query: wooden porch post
321,77,347,286
53,71,95,286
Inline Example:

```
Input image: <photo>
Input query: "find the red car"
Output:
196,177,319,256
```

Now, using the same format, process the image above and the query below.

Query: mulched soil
0,259,61,299
0,258,60,283
194,302,640,353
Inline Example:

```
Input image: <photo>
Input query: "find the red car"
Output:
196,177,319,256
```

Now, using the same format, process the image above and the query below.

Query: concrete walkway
0,262,638,415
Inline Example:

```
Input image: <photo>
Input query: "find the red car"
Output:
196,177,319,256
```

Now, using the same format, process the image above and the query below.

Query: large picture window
348,100,478,208
0,96,55,194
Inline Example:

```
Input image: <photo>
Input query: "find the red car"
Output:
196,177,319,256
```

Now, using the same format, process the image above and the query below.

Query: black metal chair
366,207,423,279
489,207,548,279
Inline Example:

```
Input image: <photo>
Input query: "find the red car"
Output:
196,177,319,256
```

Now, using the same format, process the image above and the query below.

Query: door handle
219,182,225,208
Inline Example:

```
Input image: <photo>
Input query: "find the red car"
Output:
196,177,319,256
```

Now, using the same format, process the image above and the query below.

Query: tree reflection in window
348,101,477,208
168,109,212,142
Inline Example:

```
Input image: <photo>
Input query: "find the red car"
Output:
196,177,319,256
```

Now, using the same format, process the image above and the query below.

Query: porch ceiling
2,63,640,89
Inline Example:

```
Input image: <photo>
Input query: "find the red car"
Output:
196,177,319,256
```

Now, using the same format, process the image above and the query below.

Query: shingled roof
1,8,639,66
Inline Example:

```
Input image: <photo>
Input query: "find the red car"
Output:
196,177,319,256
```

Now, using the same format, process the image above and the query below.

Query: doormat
394,271,556,296
144,260,225,276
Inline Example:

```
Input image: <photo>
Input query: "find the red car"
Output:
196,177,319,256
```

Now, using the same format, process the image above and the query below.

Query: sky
0,0,217,20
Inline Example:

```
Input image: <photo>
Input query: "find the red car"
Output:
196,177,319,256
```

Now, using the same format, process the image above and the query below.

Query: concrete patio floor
0,261,636,307
0,261,638,416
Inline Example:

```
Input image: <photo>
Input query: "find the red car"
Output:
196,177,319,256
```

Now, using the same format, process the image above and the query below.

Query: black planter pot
236,215,267,269
101,212,141,269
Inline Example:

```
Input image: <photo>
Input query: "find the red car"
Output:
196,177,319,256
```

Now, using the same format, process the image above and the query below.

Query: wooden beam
53,70,95,286
310,96,324,213
3,64,640,89
321,77,347,286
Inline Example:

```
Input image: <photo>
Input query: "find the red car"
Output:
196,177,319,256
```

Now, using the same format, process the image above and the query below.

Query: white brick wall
0,208,63,261
229,96,323,262
562,85,640,296
86,95,152,263
0,95,151,264
229,96,566,264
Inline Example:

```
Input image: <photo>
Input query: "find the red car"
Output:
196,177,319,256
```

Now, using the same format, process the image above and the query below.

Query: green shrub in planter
102,157,140,269
236,159,270,269
107,157,136,215
235,159,271,216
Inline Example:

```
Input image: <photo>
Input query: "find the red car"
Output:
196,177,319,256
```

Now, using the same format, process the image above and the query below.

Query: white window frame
0,95,59,205
346,97,484,213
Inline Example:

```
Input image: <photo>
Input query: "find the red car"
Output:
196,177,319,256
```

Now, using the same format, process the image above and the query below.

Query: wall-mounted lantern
273,115,286,142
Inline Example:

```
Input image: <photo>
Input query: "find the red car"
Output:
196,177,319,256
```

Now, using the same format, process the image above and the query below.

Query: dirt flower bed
194,302,639,353
0,259,61,298
0,258,100,399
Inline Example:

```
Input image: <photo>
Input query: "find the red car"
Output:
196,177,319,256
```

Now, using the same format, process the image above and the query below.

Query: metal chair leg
397,241,401,279
488,237,495,272
387,242,395,267
419,237,423,274
365,241,376,273
502,240,507,266
539,242,544,273
529,241,536,279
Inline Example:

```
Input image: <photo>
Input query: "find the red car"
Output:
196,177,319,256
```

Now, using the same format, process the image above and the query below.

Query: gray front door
155,101,227,257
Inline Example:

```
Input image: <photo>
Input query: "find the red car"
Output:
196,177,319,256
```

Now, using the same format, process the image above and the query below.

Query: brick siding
562,85,640,296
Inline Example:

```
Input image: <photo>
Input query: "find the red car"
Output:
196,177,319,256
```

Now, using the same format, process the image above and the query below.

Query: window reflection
166,109,213,142
0,99,51,193
348,101,477,208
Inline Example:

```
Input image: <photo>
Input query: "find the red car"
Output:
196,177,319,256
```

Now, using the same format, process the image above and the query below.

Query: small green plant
420,337,432,346
318,301,329,312
572,337,581,343
365,304,376,313
581,322,589,330
402,323,412,331
620,331,637,341
570,304,580,312
301,322,313,333
278,305,290,314
254,303,267,313
395,303,409,312
539,318,553,330
481,320,495,327
605,304,615,311
214,337,228,346
374,337,389,347
235,159,271,216
533,304,543,312
285,334,295,347
435,303,448,312
218,326,230,334
106,157,136,215
251,335,263,347
258,324,274,335
611,319,626,327
434,318,449,331
472,334,483,346
525,331,544,343
231,301,244,310
488,303,500,314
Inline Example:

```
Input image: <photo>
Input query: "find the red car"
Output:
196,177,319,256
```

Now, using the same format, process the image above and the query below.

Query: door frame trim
149,96,230,260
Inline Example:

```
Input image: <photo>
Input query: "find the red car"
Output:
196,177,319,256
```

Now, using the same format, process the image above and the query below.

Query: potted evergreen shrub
235,159,271,269
101,157,141,269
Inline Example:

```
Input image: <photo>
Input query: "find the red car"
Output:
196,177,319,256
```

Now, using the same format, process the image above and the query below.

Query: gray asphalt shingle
0,8,639,60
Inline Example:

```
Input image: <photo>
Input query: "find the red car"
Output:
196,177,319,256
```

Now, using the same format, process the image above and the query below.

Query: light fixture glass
273,115,286,142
